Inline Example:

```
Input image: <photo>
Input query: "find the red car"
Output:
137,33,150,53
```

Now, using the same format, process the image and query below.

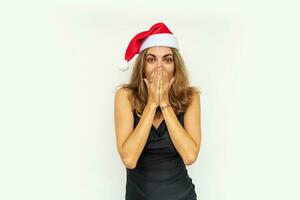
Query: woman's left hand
159,67,175,107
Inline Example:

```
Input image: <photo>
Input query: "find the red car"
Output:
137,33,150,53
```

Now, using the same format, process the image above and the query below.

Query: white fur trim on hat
118,59,129,71
118,54,139,71
139,33,179,52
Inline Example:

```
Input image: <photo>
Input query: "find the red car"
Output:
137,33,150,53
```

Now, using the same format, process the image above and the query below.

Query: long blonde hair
115,47,201,116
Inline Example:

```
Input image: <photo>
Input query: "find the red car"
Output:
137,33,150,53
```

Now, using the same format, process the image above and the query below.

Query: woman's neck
155,107,162,118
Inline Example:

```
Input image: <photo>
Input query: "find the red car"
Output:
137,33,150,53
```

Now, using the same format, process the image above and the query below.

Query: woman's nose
156,66,163,71
157,60,163,68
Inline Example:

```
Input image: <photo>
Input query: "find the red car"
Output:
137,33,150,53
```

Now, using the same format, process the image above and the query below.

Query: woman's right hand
143,68,161,108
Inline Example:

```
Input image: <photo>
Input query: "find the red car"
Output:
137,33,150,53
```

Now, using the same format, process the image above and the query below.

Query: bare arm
120,104,157,169
161,92,201,165
114,88,157,169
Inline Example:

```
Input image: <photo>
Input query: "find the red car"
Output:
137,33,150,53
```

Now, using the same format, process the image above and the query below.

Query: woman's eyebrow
146,53,173,57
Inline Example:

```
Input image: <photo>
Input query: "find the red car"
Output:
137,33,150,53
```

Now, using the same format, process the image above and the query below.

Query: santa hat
118,22,180,71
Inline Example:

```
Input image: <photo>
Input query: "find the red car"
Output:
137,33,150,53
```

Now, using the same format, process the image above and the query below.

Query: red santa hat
118,22,180,71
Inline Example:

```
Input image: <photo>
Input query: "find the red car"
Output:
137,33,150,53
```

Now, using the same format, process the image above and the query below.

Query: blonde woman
114,22,202,200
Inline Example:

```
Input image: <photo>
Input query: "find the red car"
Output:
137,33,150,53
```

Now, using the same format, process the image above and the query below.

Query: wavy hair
115,47,201,116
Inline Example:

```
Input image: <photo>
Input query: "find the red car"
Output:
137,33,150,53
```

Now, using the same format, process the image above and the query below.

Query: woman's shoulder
115,87,132,107
115,87,135,114
115,87,132,98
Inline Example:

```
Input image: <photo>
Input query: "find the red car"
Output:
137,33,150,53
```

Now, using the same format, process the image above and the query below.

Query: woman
114,22,202,200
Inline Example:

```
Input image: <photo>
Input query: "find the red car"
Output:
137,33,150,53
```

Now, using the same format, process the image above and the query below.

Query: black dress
125,110,197,200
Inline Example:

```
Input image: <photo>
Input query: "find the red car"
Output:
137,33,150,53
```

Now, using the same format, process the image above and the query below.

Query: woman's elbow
122,157,137,169
184,154,198,166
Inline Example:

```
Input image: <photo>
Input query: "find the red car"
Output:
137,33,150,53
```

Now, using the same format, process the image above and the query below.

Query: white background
0,0,299,199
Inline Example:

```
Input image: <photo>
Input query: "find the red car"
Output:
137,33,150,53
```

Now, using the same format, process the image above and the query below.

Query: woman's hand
159,67,175,107
143,68,161,108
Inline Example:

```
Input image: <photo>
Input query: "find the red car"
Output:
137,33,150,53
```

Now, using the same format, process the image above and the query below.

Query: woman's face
144,46,175,81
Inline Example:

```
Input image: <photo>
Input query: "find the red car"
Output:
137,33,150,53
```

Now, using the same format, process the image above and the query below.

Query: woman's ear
169,77,175,88
143,78,149,88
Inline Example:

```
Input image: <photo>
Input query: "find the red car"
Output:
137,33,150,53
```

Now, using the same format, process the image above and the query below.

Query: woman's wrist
160,104,172,111
146,103,158,111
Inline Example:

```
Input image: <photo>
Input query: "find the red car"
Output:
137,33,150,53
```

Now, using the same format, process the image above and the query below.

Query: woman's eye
147,58,173,63
165,58,173,63
147,58,155,63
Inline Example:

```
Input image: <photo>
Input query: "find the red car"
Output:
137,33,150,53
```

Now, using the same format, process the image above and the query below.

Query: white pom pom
118,59,129,71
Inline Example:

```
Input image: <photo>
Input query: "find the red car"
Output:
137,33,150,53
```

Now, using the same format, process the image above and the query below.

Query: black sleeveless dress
125,111,197,200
